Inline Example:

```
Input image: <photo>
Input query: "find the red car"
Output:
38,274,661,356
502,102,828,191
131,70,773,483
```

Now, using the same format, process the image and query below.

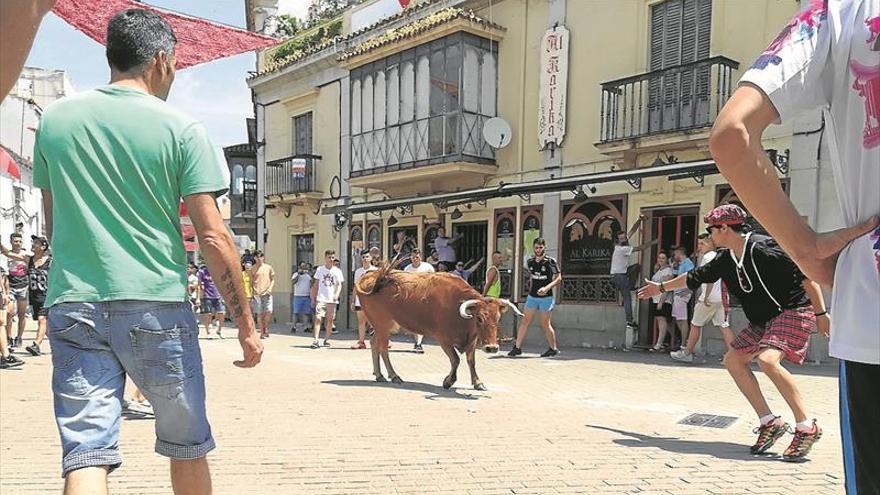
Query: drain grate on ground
678,413,738,429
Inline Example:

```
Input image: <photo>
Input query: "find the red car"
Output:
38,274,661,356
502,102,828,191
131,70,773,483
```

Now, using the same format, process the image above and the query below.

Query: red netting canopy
53,0,279,69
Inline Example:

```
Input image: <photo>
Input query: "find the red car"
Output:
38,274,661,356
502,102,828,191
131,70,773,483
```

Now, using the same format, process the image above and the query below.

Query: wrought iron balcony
265,155,318,197
599,56,739,143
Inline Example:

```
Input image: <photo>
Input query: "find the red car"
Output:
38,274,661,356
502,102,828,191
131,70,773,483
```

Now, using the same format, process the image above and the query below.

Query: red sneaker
783,420,822,461
750,417,789,454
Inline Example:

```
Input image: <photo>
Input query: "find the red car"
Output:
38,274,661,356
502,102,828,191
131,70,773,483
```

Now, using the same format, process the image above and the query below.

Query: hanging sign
538,25,570,149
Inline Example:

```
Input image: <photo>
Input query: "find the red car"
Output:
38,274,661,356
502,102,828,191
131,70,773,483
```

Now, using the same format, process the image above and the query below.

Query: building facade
248,0,838,360
224,118,259,247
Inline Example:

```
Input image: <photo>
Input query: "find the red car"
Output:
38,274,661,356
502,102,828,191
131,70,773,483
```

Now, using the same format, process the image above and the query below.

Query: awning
52,0,279,70
0,147,23,181
342,159,719,215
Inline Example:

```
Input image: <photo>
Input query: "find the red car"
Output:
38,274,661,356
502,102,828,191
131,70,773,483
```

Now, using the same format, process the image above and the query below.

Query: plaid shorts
732,306,815,365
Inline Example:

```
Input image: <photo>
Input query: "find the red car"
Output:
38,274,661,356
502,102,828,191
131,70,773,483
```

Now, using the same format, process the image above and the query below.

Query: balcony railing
599,56,739,143
265,155,317,197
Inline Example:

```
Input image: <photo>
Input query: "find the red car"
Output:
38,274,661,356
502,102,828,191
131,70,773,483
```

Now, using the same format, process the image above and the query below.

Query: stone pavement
1,323,844,494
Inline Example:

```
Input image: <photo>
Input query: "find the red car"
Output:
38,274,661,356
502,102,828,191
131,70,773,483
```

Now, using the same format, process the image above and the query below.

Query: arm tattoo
219,268,244,319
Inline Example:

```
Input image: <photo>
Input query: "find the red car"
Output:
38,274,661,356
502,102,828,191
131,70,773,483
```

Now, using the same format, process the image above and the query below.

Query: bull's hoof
473,383,487,391
442,376,456,389
375,375,387,383
391,376,403,385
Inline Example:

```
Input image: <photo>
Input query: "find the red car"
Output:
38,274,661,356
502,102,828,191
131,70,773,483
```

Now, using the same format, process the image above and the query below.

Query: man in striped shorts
639,205,829,461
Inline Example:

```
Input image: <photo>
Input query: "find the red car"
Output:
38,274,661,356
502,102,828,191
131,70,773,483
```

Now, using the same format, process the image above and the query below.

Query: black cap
31,235,49,247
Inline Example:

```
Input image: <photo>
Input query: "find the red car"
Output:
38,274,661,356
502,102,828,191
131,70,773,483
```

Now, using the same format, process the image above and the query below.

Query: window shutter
649,3,665,71
697,0,712,60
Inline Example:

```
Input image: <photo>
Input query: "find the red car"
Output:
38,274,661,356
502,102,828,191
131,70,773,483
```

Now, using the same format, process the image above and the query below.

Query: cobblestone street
1,324,844,494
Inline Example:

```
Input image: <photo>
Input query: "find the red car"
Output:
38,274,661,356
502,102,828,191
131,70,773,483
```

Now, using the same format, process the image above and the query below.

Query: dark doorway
453,221,488,291
291,234,315,273
637,206,699,347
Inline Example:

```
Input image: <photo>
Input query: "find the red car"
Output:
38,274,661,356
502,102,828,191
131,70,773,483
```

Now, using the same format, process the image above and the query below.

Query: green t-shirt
32,85,228,306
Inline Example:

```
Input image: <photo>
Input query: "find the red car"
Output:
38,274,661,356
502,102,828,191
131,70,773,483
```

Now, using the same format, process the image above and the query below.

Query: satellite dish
483,117,512,149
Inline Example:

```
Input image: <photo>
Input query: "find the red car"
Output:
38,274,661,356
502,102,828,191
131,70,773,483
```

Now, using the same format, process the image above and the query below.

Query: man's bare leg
724,349,772,417
14,299,27,340
675,320,689,350
264,311,273,336
312,314,322,342
514,310,536,349
4,302,13,342
685,324,702,354
64,466,109,495
34,315,48,346
324,312,335,342
756,348,808,422
0,310,10,358
539,312,557,349
170,457,211,495
215,312,225,338
200,314,213,336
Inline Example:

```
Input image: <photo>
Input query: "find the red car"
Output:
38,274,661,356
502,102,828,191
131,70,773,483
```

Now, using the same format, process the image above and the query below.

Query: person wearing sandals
649,252,674,352
639,205,829,461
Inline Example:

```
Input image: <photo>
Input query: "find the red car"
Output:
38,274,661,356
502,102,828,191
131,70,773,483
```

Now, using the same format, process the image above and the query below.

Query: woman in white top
650,251,675,351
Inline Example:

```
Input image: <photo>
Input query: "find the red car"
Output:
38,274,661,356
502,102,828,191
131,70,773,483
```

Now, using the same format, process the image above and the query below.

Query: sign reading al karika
538,25,570,149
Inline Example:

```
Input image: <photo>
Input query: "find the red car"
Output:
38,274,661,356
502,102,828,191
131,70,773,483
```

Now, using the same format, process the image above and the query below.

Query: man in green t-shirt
32,9,262,493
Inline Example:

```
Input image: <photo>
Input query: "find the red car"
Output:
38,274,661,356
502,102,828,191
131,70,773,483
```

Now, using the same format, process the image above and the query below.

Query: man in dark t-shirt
639,205,829,461
508,237,562,358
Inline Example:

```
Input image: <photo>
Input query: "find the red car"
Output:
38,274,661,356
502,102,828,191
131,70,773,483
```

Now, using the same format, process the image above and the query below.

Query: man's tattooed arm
219,269,245,319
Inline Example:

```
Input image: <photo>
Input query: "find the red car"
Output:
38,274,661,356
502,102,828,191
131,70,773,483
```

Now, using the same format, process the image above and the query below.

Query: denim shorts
524,295,555,312
292,295,312,315
200,298,225,315
251,294,273,315
48,301,214,478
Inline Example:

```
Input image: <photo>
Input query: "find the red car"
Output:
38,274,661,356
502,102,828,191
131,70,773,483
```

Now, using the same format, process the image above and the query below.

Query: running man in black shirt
639,205,829,461
508,238,561,358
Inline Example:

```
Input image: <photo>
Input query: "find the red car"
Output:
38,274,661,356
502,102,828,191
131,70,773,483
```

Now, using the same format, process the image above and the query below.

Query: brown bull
355,263,522,391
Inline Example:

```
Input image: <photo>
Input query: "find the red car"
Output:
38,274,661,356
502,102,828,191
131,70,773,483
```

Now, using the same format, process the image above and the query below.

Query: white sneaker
670,349,694,363
123,400,154,415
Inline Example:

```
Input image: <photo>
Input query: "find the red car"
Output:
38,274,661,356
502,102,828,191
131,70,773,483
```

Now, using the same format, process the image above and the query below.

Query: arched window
245,165,257,182
231,164,244,195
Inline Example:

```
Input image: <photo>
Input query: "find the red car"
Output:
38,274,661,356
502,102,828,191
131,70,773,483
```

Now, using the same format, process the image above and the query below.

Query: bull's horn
498,298,524,317
459,299,479,319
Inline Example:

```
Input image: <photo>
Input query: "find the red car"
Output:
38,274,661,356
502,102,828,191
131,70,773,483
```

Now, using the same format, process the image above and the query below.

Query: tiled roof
338,7,504,62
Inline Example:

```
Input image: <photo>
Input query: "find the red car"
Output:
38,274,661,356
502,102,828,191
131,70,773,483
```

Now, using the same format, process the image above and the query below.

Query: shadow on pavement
322,379,486,401
586,425,791,462
489,346,839,378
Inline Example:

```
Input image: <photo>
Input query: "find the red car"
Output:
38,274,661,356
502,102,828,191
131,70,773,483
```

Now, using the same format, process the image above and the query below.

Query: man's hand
704,299,712,308
815,313,831,337
638,279,661,300
792,217,879,287
234,329,263,368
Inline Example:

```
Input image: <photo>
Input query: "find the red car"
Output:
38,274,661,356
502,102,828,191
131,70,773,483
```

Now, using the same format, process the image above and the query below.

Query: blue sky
25,0,308,148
